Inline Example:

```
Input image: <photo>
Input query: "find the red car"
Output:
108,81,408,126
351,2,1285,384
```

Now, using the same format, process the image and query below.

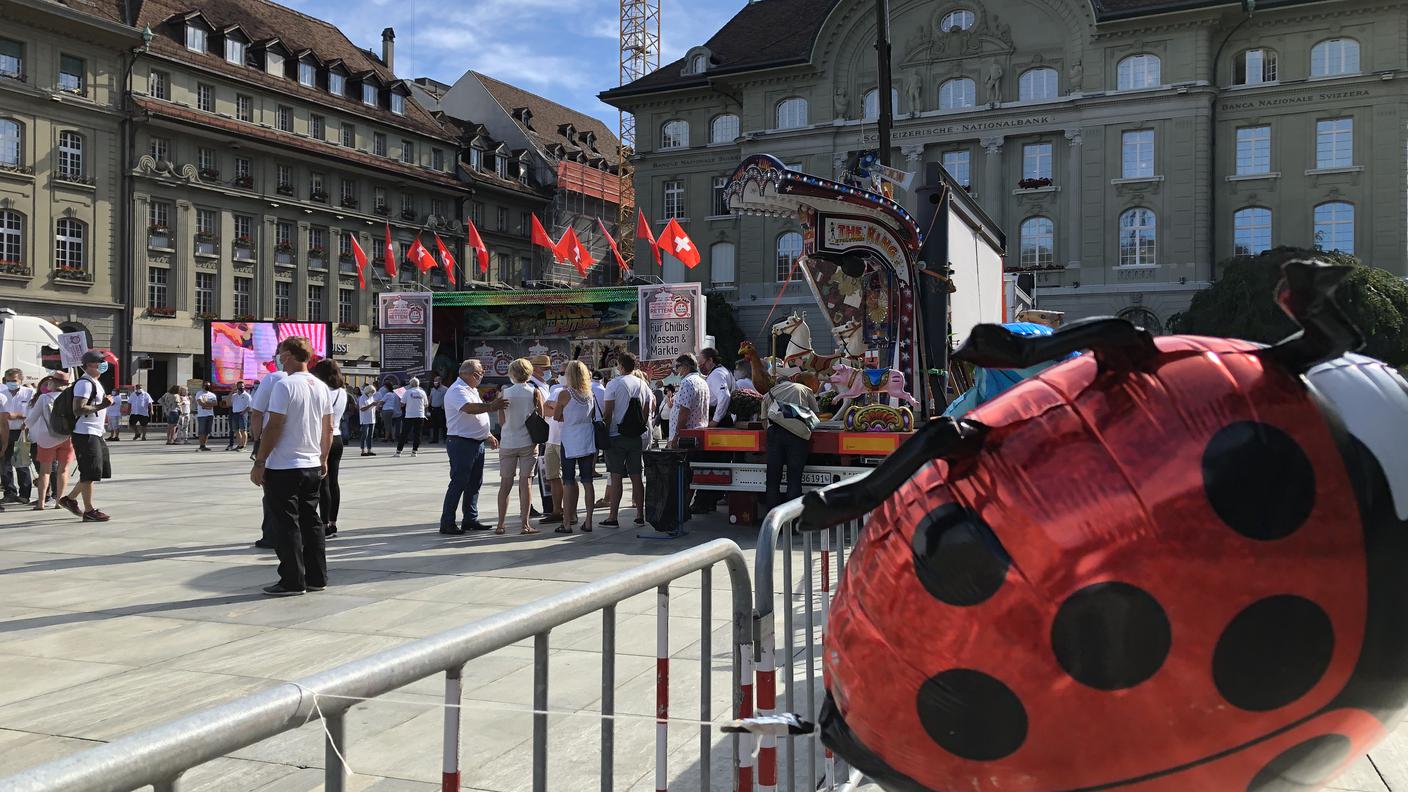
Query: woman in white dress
552,360,597,534
495,358,543,535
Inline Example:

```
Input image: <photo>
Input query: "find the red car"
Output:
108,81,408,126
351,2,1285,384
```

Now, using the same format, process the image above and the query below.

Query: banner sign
378,292,433,385
638,282,704,363
458,300,637,339
58,331,89,368
819,215,909,277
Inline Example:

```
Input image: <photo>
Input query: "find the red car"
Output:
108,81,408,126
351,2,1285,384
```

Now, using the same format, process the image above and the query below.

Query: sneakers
82,509,111,522
57,496,83,517
392,451,401,458
411,450,418,457
305,583,326,592
262,584,304,597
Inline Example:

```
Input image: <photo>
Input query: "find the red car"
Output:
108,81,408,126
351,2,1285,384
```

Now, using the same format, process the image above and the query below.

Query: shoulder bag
524,389,550,445
592,395,609,452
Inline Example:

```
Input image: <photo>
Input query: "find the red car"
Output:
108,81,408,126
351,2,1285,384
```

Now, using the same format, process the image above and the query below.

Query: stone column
833,153,848,181
1064,128,1083,268
901,144,925,201
297,221,310,320
174,199,192,311
981,136,1005,226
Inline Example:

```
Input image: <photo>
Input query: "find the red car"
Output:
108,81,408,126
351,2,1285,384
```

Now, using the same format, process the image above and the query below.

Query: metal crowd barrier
0,539,754,792
752,472,870,792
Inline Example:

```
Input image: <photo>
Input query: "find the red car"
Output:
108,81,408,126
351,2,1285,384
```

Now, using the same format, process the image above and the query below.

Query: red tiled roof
472,72,621,167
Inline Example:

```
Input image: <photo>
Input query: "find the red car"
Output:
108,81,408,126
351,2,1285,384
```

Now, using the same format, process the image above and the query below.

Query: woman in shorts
161,386,182,444
552,361,598,534
25,372,74,511
494,359,542,534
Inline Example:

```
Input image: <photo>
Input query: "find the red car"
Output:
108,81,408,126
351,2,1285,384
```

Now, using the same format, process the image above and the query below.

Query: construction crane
617,0,660,273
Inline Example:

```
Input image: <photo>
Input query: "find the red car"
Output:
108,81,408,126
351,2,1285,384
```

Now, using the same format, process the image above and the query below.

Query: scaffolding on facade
616,0,660,274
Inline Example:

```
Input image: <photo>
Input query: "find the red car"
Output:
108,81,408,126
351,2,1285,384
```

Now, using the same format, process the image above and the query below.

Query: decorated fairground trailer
678,155,1007,522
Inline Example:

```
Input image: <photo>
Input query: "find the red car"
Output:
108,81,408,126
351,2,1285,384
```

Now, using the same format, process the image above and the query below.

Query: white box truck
0,309,67,383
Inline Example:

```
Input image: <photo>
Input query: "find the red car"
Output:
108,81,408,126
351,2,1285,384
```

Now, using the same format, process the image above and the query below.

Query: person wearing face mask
357,384,378,456
1,368,35,505
427,374,448,444
26,372,72,510
57,351,113,522
225,381,252,451
127,383,152,441
193,382,218,452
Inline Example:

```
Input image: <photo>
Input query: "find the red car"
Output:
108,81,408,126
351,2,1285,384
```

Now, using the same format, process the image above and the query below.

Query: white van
0,309,66,384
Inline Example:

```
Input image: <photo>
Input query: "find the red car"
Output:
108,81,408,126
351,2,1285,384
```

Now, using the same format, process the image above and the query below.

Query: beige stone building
0,0,140,357
603,0,1408,342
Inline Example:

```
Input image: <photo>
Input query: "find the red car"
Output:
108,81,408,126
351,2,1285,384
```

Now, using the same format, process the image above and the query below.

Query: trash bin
644,449,692,534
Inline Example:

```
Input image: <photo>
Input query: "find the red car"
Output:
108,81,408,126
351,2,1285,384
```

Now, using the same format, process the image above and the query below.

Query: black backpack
48,379,93,436
617,393,647,438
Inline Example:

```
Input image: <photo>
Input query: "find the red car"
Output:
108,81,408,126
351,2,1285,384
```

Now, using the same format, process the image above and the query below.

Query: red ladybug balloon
802,258,1408,792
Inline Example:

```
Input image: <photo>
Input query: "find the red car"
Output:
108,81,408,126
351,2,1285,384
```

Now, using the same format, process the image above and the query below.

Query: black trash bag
644,449,693,533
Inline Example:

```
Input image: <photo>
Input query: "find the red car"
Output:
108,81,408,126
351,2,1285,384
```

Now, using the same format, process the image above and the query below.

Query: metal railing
752,473,870,792
0,538,754,792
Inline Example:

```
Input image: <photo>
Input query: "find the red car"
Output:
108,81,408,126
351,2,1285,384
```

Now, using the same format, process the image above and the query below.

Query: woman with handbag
495,359,544,535
552,360,598,534
25,372,74,511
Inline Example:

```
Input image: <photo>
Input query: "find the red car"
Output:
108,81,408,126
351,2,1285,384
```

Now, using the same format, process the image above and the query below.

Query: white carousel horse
771,312,812,360
832,319,866,360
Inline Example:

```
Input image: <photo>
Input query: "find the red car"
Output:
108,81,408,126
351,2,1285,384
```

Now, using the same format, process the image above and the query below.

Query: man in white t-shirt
58,351,114,522
440,359,505,535
249,368,289,548
427,374,449,444
251,336,333,596
193,383,218,451
376,379,402,442
126,383,153,441
601,352,651,528
225,381,253,451
1,368,35,504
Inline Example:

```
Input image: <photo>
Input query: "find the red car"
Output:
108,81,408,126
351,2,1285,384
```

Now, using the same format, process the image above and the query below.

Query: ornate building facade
603,0,1407,342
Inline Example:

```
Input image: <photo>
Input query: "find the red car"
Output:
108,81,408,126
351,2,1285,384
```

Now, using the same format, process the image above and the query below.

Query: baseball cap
80,350,105,365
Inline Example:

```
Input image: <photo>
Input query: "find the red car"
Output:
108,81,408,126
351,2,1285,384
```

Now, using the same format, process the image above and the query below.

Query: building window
224,37,246,66
1311,39,1360,77
1019,216,1055,268
1022,142,1052,181
711,176,730,217
58,54,84,95
1121,129,1155,179
1235,126,1271,175
197,147,217,175
518,211,529,233
862,88,900,120
942,150,971,187
940,9,975,31
338,289,354,324
309,171,325,200
0,120,19,168
471,202,483,226
362,83,377,106
197,83,214,112
298,60,316,87
234,214,252,242
307,285,323,321
400,192,414,214
340,123,355,147
149,70,169,100
1315,117,1353,169
1233,207,1272,256
1235,49,1277,85
196,272,215,316
149,136,169,161
185,24,206,53
1019,68,1058,101
328,72,344,96
57,131,83,179
274,281,291,317
0,38,24,79
496,206,509,231
196,207,216,236
265,49,284,77
663,180,685,219
235,157,251,180
432,148,445,171
374,187,387,210
0,210,21,265
149,200,170,232
1314,202,1354,254
391,93,405,115
233,277,251,316
339,232,353,258
374,132,387,157
276,105,292,133
710,242,736,288
708,114,739,145
688,53,708,74
1118,208,1157,267
236,94,253,122
276,163,292,191
775,97,808,129
938,78,975,110
341,179,357,206
775,231,803,281
400,140,414,164
54,218,85,270
468,147,483,170
276,221,292,248
147,267,168,308
495,156,508,179
1117,54,1161,90
311,114,325,140
660,120,688,149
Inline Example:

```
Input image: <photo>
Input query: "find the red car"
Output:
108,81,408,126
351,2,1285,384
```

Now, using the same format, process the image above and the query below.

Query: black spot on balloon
1203,422,1315,541
1050,582,1171,690
1214,595,1334,712
910,504,1009,607
916,669,1027,761
1246,734,1352,792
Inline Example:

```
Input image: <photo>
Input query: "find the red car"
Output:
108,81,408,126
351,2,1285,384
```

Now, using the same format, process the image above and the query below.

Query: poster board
378,292,433,386
637,282,704,363
58,331,89,368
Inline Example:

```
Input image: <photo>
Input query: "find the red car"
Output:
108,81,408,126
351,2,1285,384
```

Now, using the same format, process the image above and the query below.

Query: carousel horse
828,361,919,408
773,313,850,377
831,319,866,360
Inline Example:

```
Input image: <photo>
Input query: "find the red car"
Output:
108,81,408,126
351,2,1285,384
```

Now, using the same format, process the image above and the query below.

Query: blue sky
284,0,742,129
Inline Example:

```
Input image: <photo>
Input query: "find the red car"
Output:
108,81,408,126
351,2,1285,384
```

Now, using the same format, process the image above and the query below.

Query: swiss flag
383,223,397,278
655,218,700,269
637,209,661,268
596,218,629,275
433,232,457,286
347,233,367,289
408,237,436,274
465,221,489,274
554,227,594,277
531,214,563,262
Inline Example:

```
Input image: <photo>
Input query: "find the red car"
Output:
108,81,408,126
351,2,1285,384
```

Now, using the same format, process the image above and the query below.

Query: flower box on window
276,183,295,196
0,163,33,176
55,174,94,186
234,312,256,321
195,311,218,321
339,257,359,273
195,233,219,256
336,321,361,332
198,168,220,181
373,205,390,217
147,224,171,249
273,314,298,323
399,208,417,221
308,247,327,269
340,197,359,209
0,260,31,277
145,305,177,318
53,266,92,283
232,174,254,189
310,189,329,203
233,236,255,261
1017,177,1053,190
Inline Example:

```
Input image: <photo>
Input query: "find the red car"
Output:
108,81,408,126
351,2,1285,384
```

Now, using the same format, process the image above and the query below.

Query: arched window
1234,49,1277,85
709,114,739,144
1019,217,1055,268
57,131,83,180
1019,68,1058,101
775,231,803,281
1117,54,1161,90
862,88,900,120
940,9,975,32
660,119,688,150
1311,38,1360,77
1233,207,1272,256
938,78,975,110
1314,202,1354,254
710,242,736,288
54,218,85,270
1117,307,1164,336
688,54,708,74
0,119,20,168
0,210,22,265
1118,208,1157,267
775,97,808,129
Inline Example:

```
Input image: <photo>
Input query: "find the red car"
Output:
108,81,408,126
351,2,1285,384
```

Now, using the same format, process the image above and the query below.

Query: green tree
705,293,745,367
1168,247,1408,367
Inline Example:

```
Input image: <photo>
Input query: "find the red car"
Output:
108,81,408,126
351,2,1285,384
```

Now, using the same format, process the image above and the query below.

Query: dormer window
469,147,482,170
495,155,507,179
362,83,377,106
298,60,316,87
224,35,246,66
328,71,344,95
688,54,708,74
266,50,284,77
185,24,206,53
391,93,405,115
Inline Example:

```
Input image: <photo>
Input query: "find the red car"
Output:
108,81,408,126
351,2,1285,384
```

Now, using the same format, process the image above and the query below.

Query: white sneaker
411,450,418,457
392,451,401,458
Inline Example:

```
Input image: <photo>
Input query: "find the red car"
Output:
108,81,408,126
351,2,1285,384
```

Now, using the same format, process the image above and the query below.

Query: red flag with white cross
655,218,700,269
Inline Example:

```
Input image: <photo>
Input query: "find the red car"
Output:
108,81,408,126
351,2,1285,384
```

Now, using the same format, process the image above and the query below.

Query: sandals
553,525,573,534
495,525,506,535
600,518,620,528
580,523,593,533
520,525,539,535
